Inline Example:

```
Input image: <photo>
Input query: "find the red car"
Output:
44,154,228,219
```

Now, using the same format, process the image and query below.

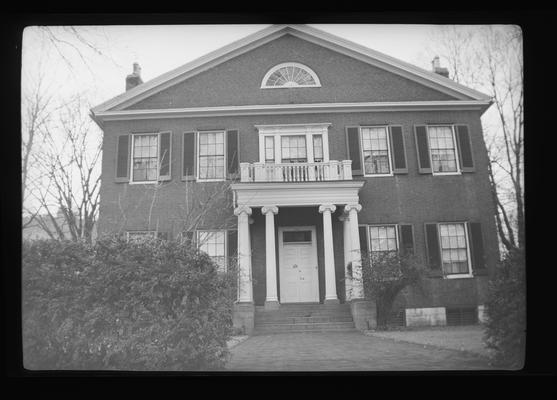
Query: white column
262,205,279,307
339,214,352,301
319,204,339,303
345,204,363,299
234,205,253,303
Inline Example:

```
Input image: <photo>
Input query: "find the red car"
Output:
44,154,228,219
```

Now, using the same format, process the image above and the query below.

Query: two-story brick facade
91,24,498,334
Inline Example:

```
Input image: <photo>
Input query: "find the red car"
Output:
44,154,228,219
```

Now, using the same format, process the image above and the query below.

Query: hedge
22,236,237,370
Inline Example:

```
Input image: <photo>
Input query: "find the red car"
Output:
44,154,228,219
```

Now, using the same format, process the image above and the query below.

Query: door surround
277,225,319,303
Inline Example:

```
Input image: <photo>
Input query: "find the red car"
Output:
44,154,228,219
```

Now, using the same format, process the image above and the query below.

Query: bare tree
431,26,524,253
30,95,102,243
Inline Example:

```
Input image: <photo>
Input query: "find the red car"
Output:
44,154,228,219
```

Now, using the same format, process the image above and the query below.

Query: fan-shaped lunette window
261,62,321,88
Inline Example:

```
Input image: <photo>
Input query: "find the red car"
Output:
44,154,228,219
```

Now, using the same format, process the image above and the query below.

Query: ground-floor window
197,230,227,272
368,225,398,256
438,223,471,276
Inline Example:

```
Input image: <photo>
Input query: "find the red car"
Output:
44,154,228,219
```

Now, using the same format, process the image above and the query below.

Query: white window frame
196,229,228,272
359,126,394,177
260,62,322,89
196,130,227,182
126,230,157,241
437,222,473,279
367,224,399,254
130,132,161,184
427,125,462,176
256,123,330,164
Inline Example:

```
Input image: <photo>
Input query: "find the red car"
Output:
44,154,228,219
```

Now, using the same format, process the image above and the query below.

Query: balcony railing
239,160,353,183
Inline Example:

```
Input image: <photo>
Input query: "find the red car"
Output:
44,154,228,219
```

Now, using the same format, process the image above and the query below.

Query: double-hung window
264,136,275,163
368,225,398,256
281,135,307,163
427,126,459,174
438,223,471,276
197,230,227,272
131,134,159,182
361,126,392,175
198,131,225,180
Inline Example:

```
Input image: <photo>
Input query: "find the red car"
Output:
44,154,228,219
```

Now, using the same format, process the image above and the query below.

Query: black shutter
227,130,239,179
468,222,487,275
346,126,363,176
455,125,475,172
115,134,130,182
425,223,441,271
182,132,196,181
398,224,414,255
159,131,172,181
389,126,408,174
358,225,369,253
414,126,432,174
227,229,238,267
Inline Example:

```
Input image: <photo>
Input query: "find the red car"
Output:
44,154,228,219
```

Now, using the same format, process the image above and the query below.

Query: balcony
239,160,353,183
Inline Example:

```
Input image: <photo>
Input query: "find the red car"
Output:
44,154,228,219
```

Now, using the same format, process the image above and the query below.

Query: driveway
225,331,493,371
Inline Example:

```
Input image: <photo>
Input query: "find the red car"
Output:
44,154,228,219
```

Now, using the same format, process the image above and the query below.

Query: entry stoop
253,303,356,335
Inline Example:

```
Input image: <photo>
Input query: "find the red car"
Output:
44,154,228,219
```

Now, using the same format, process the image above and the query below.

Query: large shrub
484,248,526,369
22,236,236,370
361,251,428,330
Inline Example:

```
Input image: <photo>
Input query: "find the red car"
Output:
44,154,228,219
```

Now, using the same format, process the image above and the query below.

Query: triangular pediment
91,24,490,114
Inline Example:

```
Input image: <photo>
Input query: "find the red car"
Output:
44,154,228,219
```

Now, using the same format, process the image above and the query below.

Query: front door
278,226,319,303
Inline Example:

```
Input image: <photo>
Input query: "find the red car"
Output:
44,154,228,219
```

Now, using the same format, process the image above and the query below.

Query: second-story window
281,135,307,163
198,131,225,180
132,134,159,182
313,135,324,162
361,126,392,175
265,136,275,163
427,126,459,173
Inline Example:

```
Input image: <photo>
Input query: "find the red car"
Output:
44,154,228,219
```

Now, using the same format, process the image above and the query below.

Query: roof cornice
91,24,491,115
92,100,492,123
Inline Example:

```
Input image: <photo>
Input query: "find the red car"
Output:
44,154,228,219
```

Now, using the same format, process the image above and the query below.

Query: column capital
319,204,337,214
344,203,362,214
261,205,279,215
234,205,252,217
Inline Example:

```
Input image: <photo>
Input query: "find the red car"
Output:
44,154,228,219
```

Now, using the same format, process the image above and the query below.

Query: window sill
197,178,227,183
129,180,158,185
431,171,462,176
363,173,394,178
444,274,474,279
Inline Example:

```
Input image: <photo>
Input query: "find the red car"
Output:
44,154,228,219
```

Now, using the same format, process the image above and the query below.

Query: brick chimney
126,62,143,91
431,56,449,78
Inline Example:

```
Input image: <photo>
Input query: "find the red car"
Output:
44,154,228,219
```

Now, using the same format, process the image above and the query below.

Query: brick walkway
226,331,493,371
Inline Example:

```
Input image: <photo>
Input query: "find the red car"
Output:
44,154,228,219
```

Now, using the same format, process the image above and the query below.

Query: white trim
90,24,490,114
359,125,394,178
437,222,473,279
232,180,364,207
196,130,227,182
260,62,322,88
129,132,160,184
427,125,462,176
256,123,330,164
93,100,491,123
278,225,319,303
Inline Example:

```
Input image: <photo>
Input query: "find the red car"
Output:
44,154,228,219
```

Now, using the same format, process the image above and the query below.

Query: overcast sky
22,24,445,108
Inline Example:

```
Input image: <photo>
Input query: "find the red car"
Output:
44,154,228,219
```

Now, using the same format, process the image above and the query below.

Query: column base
233,302,255,336
349,299,377,331
324,298,340,304
264,300,280,310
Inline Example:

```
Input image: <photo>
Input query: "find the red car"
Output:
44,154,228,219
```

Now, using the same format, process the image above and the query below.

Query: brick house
90,24,497,334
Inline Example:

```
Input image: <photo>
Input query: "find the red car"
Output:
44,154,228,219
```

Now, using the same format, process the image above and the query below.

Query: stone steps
253,303,355,334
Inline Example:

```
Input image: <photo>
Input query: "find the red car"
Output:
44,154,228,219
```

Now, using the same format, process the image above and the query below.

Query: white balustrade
239,160,353,183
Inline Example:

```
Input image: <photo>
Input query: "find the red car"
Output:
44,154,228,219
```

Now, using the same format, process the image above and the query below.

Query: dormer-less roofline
90,24,491,116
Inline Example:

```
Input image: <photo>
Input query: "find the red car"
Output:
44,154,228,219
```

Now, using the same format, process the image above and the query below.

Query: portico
230,179,371,333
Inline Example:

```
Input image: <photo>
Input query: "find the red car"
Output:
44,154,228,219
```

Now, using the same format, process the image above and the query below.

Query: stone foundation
233,302,255,335
405,307,446,327
349,299,376,331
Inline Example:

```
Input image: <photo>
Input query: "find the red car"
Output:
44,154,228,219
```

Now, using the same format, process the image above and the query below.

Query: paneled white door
278,226,319,303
